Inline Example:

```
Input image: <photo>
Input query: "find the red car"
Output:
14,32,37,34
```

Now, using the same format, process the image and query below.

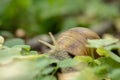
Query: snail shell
57,27,100,57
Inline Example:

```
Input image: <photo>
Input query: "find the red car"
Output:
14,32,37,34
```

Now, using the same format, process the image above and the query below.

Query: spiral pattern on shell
57,27,100,57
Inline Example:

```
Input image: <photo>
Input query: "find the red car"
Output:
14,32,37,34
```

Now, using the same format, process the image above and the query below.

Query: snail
39,27,100,60
39,27,100,73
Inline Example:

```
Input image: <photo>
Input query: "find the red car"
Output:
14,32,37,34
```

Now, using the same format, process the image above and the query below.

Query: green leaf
98,57,120,69
4,38,25,47
57,58,79,68
105,43,120,50
108,69,120,80
78,67,101,80
41,67,54,75
0,55,55,80
0,47,22,63
94,66,108,77
74,56,93,63
0,58,39,80
108,51,120,63
87,39,119,48
97,46,120,63
96,48,110,57
12,45,31,51
29,51,38,55
12,45,32,55
41,76,57,80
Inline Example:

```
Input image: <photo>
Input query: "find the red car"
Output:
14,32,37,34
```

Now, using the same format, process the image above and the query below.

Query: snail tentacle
38,39,55,49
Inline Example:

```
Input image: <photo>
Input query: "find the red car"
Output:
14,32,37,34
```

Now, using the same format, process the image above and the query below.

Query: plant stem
91,48,94,60
50,66,59,80
90,48,97,67
52,66,59,76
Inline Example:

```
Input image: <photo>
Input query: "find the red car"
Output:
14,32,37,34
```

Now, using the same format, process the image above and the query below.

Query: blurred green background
0,0,120,38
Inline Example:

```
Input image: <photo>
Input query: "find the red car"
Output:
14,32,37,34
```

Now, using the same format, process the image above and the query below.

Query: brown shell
57,27,100,57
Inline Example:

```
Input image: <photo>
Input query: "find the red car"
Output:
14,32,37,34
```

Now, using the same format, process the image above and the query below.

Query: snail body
39,27,100,59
